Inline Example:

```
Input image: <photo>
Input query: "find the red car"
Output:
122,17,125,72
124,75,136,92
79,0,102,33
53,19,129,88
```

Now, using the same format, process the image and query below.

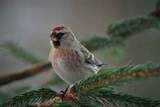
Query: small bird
49,25,104,85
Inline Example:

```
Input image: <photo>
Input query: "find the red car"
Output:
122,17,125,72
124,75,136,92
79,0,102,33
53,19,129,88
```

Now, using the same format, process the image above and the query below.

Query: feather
78,44,103,73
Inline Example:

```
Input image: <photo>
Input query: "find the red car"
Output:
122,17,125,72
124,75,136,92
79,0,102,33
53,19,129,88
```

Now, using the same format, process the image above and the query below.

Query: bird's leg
41,87,70,105
59,84,75,101
59,85,70,101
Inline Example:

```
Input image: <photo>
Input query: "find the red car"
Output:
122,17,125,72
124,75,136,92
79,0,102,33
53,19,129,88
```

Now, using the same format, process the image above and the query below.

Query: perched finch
49,26,104,85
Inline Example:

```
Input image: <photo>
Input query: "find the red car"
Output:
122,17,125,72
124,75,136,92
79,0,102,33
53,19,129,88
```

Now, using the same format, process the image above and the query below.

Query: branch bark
0,62,51,86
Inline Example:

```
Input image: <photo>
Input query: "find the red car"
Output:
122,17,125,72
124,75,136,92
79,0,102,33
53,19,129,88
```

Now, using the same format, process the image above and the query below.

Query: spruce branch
76,63,160,92
107,16,160,39
81,36,124,51
2,63,160,107
1,88,57,107
41,63,160,107
107,0,160,40
82,0,160,51
2,84,160,107
0,62,51,86
75,88,160,107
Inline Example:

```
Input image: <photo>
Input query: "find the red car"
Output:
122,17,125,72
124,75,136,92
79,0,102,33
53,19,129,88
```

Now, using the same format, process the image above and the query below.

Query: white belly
52,58,94,84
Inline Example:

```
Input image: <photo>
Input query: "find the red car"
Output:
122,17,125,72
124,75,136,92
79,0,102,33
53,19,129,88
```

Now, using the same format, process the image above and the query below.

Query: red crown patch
52,26,64,32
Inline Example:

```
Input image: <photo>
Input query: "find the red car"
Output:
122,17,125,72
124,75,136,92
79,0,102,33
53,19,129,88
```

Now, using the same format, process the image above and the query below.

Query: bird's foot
59,85,70,101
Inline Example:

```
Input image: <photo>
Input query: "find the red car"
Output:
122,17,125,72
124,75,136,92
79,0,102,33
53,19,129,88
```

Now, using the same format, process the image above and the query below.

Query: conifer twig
1,63,160,107
0,62,51,86
38,63,160,106
1,88,57,107
76,63,160,92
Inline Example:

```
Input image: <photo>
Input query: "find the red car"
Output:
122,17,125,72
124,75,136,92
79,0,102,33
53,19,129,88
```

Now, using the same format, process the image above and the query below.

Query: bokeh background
0,0,160,103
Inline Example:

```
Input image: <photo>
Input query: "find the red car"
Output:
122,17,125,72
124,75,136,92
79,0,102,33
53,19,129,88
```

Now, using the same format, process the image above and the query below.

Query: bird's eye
56,33,66,39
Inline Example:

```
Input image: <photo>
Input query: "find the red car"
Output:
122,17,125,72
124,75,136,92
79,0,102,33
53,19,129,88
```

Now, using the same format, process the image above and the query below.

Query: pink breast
53,48,81,72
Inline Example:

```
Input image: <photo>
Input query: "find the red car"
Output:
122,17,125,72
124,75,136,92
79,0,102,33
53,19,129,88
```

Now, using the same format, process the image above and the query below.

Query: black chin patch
50,32,66,48
53,40,60,48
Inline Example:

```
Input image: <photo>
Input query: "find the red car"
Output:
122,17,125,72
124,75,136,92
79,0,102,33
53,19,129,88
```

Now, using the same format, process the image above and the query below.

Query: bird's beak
52,37,58,42
50,32,58,42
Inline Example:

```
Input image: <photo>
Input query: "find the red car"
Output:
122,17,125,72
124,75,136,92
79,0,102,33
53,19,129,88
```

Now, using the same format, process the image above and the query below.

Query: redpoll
49,26,104,85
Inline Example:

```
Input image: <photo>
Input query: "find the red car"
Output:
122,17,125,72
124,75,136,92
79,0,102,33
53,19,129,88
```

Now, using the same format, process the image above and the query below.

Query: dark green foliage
2,87,160,107
1,88,57,107
76,63,160,92
76,87,160,107
82,36,124,51
1,63,160,107
107,16,160,38
0,86,30,103
52,102,72,107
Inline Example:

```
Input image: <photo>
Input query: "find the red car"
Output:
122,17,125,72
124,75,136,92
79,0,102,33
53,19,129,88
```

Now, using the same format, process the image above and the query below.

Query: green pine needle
1,63,160,107
107,16,160,38
1,88,57,107
2,87,159,107
76,63,160,92
76,87,160,107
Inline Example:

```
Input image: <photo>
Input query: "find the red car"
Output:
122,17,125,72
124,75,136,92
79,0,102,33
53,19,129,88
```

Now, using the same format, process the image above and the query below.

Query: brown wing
79,44,103,73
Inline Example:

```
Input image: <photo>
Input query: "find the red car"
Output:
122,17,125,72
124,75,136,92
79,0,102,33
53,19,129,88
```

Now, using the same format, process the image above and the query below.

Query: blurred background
0,0,160,103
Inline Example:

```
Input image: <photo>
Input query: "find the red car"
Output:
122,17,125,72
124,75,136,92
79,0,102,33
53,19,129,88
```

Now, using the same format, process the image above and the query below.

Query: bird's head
50,25,77,48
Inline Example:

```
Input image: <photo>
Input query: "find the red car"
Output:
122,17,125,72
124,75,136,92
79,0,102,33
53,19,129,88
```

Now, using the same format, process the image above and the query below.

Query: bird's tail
97,63,108,67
